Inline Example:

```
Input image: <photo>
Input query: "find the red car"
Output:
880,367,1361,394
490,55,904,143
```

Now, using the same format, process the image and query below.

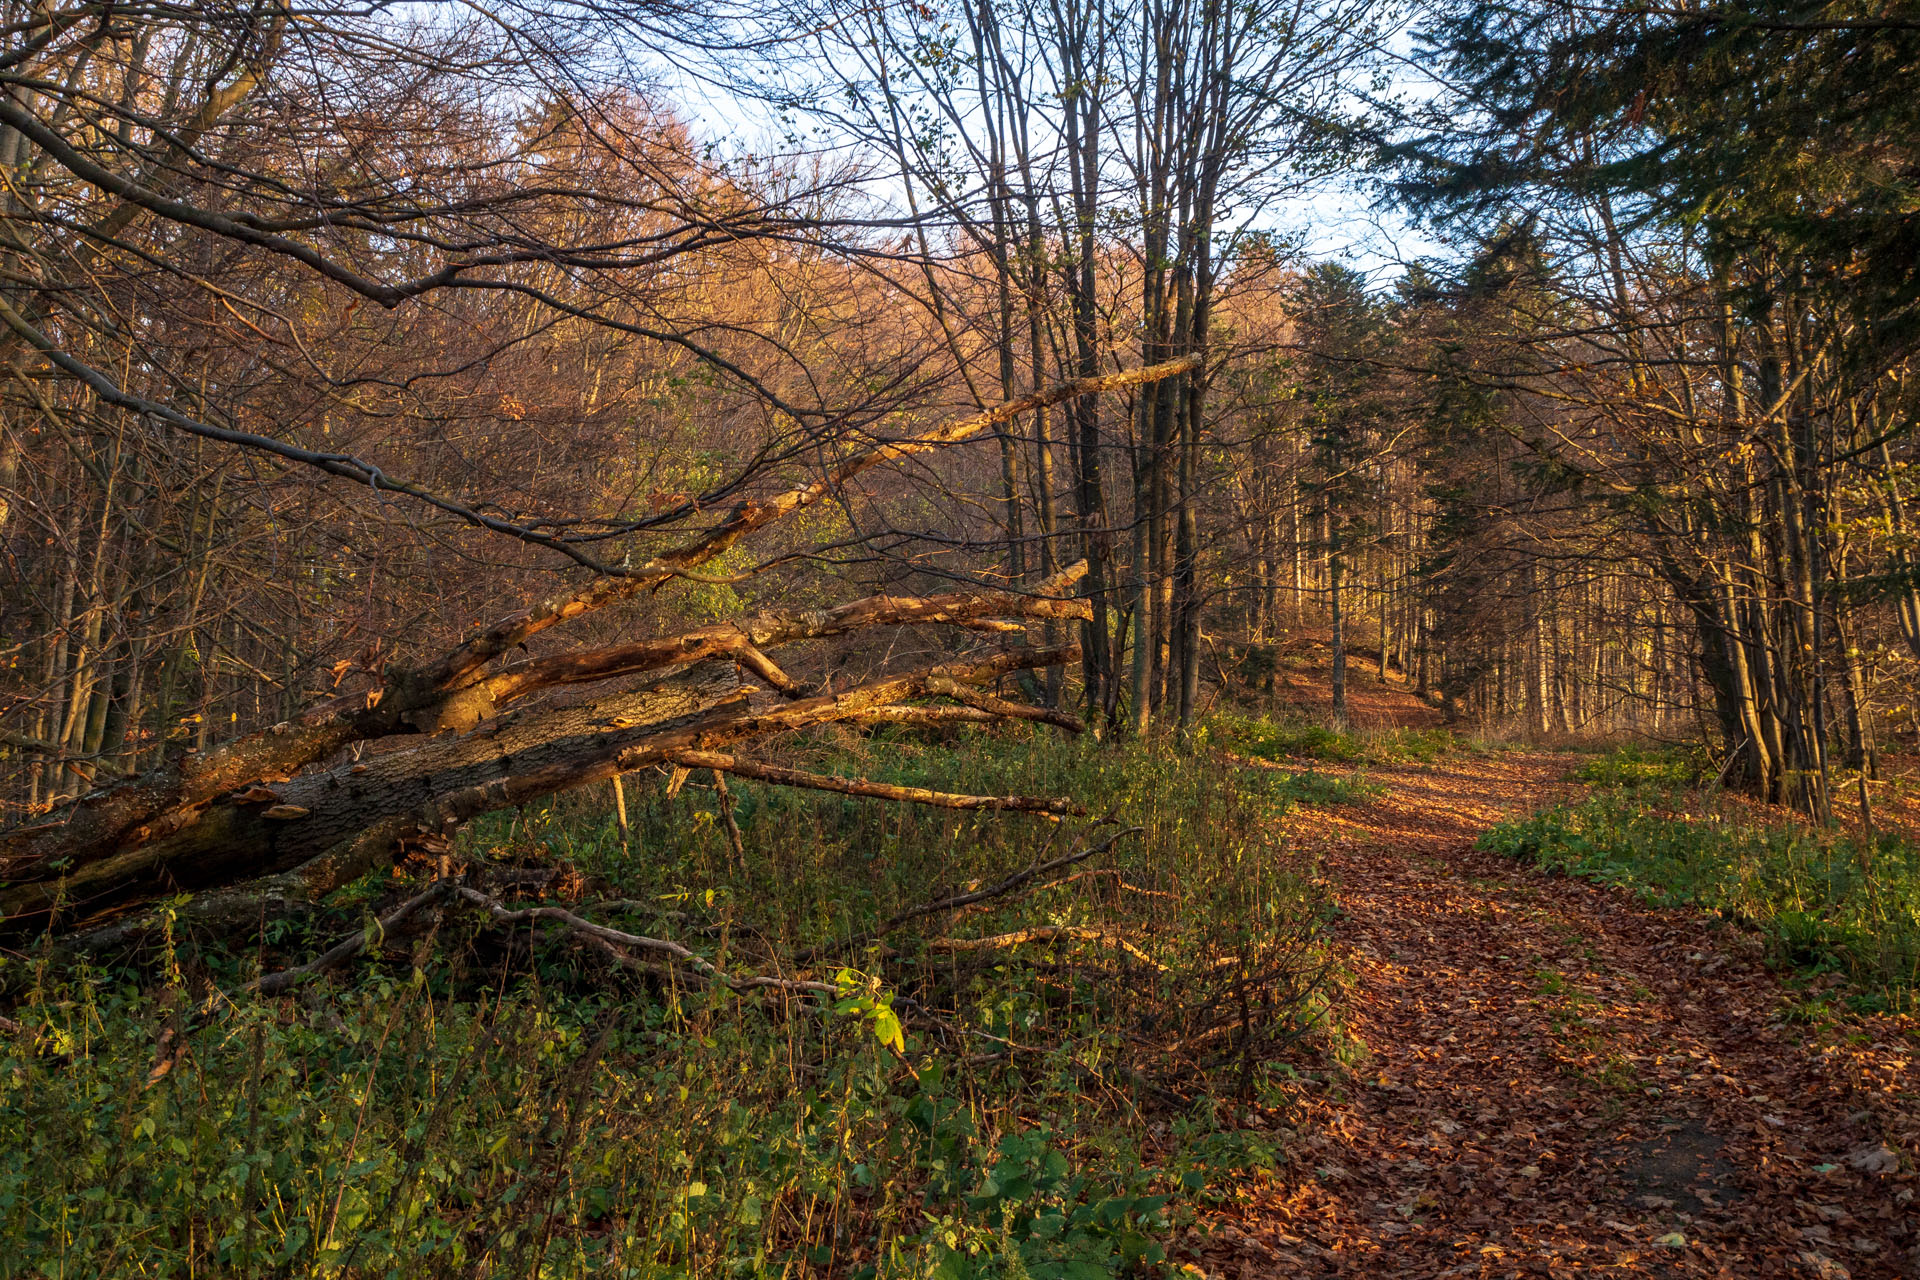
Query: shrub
1,731,1338,1277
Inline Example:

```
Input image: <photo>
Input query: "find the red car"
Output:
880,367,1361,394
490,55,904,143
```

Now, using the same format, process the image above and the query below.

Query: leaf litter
1177,746,1919,1279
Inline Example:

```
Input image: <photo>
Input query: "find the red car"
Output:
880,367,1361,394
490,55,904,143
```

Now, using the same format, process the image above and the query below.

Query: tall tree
1394,0,1920,814
1292,263,1390,724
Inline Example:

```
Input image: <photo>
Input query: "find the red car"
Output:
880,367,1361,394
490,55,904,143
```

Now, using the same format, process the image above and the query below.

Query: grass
1566,743,1702,790
1201,713,1457,767
1481,747,1920,1011
0,728,1341,1279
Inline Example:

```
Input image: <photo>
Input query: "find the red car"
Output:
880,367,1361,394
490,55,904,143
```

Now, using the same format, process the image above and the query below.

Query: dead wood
452,887,836,998
248,880,459,996
796,824,1141,961
417,362,1190,690
666,749,1085,819
473,562,1093,711
858,706,1001,727
2,359,1202,940
925,924,1164,970
921,677,1086,732
5,645,1081,936
1,355,1188,888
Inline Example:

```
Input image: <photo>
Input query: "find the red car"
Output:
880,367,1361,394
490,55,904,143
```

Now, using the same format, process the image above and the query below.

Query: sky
647,8,1450,291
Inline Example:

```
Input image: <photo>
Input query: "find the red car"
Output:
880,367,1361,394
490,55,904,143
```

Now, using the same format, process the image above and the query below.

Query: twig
926,925,1165,970
247,880,457,995
796,824,1141,961
668,749,1083,820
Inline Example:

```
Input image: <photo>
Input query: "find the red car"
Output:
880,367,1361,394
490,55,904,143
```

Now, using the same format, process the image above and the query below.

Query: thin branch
927,925,1164,970
666,749,1083,819
453,887,836,997
796,824,1141,961
247,880,457,995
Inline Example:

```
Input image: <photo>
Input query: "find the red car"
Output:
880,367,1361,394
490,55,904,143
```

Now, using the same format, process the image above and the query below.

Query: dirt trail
1186,748,1919,1280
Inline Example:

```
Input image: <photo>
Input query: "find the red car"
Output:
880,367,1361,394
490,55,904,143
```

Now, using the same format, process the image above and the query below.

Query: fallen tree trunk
2,359,1203,941
5,663,742,930
0,570,1089,884
5,645,1079,936
1,361,1190,880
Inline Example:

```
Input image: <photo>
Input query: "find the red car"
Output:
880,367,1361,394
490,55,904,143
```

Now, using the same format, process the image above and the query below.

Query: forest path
1184,747,1919,1280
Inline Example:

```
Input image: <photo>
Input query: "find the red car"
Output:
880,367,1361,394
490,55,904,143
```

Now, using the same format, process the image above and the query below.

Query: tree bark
5,645,1081,936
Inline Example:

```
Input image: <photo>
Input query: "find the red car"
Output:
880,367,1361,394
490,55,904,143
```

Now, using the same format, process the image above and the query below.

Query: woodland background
0,1,1915,1276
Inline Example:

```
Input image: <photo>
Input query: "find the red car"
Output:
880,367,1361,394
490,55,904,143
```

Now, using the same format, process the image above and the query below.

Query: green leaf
872,1006,904,1053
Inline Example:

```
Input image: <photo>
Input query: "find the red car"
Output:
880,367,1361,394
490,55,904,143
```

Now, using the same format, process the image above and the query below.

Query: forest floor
1181,682,1919,1279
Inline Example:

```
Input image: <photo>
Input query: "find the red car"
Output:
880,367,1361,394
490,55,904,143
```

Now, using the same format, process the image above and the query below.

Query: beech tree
736,0,1384,735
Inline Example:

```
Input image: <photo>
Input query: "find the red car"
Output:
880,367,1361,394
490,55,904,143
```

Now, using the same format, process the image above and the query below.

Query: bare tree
0,0,1201,936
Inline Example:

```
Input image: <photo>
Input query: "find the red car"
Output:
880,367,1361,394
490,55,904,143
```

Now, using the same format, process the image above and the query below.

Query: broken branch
926,925,1165,970
248,879,457,995
923,677,1085,733
797,824,1142,961
666,750,1083,819
452,887,836,997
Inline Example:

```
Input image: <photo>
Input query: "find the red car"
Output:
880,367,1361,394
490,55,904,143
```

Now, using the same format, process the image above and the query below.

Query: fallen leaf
1798,1251,1850,1279
1843,1144,1897,1174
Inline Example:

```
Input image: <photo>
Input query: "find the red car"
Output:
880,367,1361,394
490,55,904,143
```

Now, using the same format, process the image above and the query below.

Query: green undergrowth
1482,749,1920,1010
1202,712,1457,767
1,731,1338,1279
1565,743,1705,790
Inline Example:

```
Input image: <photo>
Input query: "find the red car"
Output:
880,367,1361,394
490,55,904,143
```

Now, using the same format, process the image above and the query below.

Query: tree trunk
1329,530,1347,726
3,643,1079,938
